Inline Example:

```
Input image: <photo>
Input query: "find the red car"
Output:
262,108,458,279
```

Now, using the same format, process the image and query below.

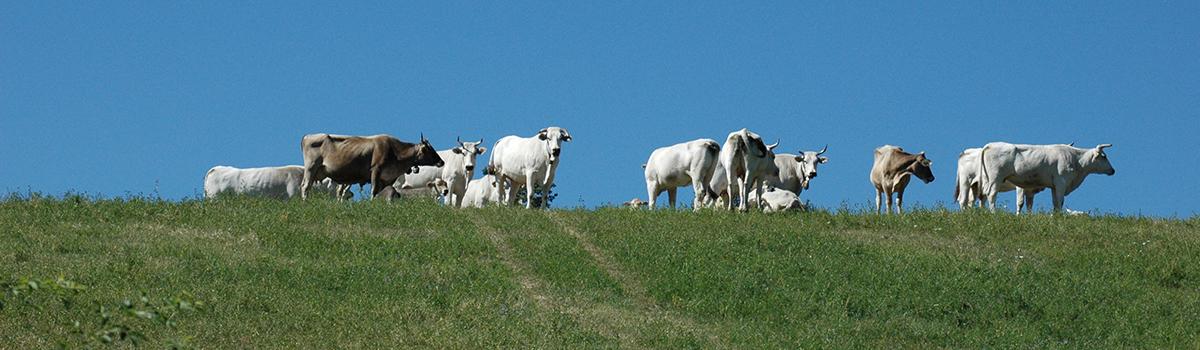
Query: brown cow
300,133,444,199
870,145,934,214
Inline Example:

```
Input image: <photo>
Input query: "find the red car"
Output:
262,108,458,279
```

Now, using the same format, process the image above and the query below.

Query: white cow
745,187,804,213
769,145,829,195
717,128,779,211
399,138,487,207
977,142,1115,212
488,127,572,209
643,139,721,210
460,174,503,208
204,165,347,199
955,147,1046,214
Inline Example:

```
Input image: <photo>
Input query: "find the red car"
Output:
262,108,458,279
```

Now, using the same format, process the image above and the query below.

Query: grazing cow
717,128,780,211
300,133,444,199
955,147,1045,214
977,142,1114,212
488,127,572,209
399,137,487,207
204,165,348,199
642,139,721,210
746,187,804,213
870,145,935,214
769,145,829,194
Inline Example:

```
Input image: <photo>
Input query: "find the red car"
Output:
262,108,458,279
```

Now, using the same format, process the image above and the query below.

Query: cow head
536,127,572,162
1086,144,1116,176
910,152,935,183
793,145,829,190
428,177,450,197
414,134,445,168
451,137,487,174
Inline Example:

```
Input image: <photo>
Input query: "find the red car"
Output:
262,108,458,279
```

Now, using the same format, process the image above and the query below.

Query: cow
977,142,1114,212
398,137,487,207
460,167,504,208
955,147,1045,214
642,139,721,210
716,128,780,211
745,187,804,213
204,165,349,199
622,198,648,208
870,145,935,214
300,133,444,199
769,145,829,195
488,127,572,209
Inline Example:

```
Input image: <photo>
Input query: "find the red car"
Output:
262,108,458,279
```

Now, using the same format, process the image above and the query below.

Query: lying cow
977,142,1114,212
745,187,804,213
460,166,504,208
204,165,348,199
489,127,572,209
300,133,444,199
870,145,934,214
399,137,487,207
642,138,720,210
717,129,780,212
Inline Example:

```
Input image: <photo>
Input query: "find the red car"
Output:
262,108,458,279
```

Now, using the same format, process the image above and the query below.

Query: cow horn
766,139,779,150
478,138,484,145
817,144,828,155
420,133,426,142
457,136,463,145
1068,142,1075,147
1098,143,1112,150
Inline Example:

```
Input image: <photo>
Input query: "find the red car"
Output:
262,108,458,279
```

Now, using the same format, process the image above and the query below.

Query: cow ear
794,155,803,163
476,146,487,155
452,147,464,154
818,156,829,164
537,131,548,140
561,130,572,142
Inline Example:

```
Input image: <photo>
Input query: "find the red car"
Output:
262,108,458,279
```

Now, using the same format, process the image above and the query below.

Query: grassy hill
2,196,1198,348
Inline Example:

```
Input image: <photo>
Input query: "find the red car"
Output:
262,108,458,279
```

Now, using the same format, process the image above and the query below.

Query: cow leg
646,182,659,209
885,191,894,215
878,188,888,213
1022,189,1036,215
525,172,537,209
1051,179,1067,213
667,188,678,209
691,181,706,211
301,170,314,200
738,176,752,212
725,171,737,211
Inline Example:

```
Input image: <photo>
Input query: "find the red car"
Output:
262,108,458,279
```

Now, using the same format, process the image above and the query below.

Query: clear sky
2,2,1196,216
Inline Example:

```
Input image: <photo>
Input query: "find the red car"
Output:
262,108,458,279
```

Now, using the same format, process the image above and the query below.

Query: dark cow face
451,137,486,174
910,152,935,183
1088,144,1116,176
537,127,572,162
414,136,445,168
793,145,829,189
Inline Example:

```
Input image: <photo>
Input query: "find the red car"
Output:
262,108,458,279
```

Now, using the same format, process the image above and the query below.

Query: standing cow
300,133,444,199
204,165,348,199
399,137,487,207
769,145,829,195
955,147,1046,214
977,142,1114,212
642,139,721,210
488,127,572,209
718,129,780,212
870,145,935,214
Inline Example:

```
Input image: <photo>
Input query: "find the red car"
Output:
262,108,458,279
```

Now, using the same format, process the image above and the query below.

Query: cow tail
701,140,721,200
953,182,960,202
977,146,989,197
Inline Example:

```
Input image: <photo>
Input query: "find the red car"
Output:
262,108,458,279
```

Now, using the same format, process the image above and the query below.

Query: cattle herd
203,126,1115,214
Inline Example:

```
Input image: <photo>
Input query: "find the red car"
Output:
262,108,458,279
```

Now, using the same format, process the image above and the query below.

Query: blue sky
2,2,1196,216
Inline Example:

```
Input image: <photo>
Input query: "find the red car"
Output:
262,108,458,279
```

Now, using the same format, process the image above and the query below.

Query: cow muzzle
552,148,561,157
807,172,817,179
465,165,475,172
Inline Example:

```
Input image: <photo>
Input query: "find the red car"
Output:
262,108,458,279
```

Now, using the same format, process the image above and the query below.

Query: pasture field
1,196,1198,348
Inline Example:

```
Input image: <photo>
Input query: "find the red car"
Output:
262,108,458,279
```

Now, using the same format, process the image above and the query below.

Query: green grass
1,196,1198,348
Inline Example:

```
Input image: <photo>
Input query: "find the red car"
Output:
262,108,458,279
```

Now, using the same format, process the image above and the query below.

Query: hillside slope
2,197,1198,348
